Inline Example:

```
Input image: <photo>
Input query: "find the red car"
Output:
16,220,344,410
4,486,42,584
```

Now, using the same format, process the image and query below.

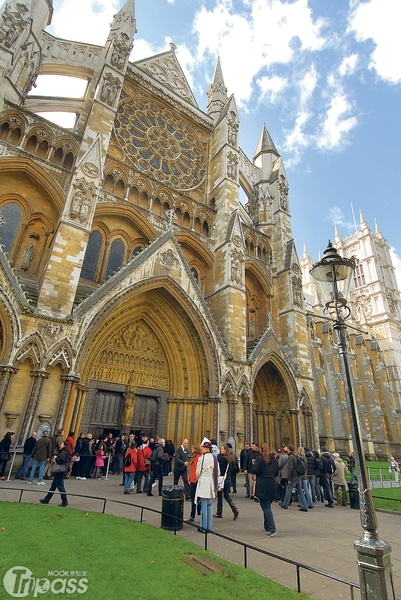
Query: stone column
0,366,18,411
20,370,49,441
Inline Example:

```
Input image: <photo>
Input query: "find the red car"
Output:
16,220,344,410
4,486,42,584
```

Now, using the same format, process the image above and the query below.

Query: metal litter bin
348,481,359,509
161,485,184,531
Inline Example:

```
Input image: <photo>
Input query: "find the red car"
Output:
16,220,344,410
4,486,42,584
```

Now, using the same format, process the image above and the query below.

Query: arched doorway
252,359,298,450
71,283,219,444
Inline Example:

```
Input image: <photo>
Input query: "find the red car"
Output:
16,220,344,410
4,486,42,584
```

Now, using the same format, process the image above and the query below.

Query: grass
371,488,401,512
0,503,312,600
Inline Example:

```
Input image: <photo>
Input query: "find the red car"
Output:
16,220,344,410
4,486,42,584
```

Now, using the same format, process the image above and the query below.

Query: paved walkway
1,474,400,600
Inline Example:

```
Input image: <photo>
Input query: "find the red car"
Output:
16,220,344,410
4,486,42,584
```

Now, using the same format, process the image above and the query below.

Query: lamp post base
354,536,395,600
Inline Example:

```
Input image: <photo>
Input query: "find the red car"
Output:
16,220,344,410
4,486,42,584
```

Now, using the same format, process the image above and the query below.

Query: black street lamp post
310,241,395,600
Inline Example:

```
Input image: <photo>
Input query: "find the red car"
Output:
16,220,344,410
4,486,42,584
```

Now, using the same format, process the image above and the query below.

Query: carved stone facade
0,1,399,458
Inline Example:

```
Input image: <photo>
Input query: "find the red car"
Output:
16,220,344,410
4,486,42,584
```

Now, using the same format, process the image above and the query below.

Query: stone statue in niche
228,111,239,146
100,73,121,107
70,186,93,224
231,248,243,284
20,242,34,270
227,152,238,180
292,275,303,308
279,175,289,210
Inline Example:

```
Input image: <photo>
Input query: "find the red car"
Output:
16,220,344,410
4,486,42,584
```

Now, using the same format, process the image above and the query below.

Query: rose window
114,97,206,191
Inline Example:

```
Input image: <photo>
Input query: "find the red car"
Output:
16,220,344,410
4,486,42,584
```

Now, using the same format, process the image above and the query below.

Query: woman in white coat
195,440,218,533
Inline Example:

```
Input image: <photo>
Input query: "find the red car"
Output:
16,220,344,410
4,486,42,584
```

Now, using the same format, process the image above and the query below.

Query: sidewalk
1,474,400,600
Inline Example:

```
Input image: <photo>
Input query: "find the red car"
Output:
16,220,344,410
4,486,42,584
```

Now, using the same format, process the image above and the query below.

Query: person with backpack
279,444,309,511
123,441,137,495
319,447,336,508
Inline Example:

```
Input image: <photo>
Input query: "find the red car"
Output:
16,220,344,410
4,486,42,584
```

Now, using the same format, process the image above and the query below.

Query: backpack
295,455,305,476
124,453,132,468
150,448,158,463
320,454,336,474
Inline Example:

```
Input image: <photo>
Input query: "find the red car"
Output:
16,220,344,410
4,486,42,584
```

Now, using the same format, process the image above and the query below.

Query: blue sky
28,0,401,277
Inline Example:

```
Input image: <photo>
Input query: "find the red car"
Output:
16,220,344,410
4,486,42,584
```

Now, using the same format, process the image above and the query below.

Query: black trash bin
348,481,359,509
161,485,184,531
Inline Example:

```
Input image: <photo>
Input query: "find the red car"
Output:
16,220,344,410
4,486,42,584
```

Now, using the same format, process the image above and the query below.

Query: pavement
1,473,400,600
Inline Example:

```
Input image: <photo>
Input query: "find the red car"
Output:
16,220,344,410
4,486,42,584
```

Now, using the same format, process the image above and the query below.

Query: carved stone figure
20,242,34,270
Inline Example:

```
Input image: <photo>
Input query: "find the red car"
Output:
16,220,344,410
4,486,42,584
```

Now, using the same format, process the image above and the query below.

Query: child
93,443,106,479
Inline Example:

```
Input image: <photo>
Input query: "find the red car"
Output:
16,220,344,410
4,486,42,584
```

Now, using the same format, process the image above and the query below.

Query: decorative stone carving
231,248,243,284
227,151,238,180
228,111,238,146
0,3,29,48
82,162,99,178
69,180,96,224
114,93,206,191
292,275,303,308
160,248,179,270
41,323,64,338
100,72,121,107
279,174,289,210
20,242,34,270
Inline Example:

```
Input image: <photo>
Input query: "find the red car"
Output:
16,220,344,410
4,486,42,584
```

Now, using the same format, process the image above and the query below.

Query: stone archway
252,360,297,450
71,286,218,444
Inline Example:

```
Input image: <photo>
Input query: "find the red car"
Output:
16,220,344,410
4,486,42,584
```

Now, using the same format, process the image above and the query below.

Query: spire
207,57,228,121
106,0,136,65
375,219,384,239
359,210,370,233
254,124,279,161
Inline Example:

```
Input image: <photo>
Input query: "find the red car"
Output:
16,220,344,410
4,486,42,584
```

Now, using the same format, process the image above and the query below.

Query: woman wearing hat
195,440,218,533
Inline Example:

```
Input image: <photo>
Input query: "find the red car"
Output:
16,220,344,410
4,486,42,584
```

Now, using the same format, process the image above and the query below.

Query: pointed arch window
190,267,199,283
81,230,102,281
0,202,23,254
105,238,125,280
353,260,365,288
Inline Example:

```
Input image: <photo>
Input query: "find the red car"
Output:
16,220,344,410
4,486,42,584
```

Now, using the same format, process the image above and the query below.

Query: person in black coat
252,443,279,537
0,431,15,479
39,441,69,507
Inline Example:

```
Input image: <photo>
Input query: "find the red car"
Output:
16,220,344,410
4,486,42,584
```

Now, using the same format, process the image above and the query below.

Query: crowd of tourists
1,427,383,537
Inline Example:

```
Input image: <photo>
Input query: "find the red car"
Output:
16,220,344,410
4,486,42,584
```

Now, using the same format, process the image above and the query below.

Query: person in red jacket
123,442,137,495
135,440,152,494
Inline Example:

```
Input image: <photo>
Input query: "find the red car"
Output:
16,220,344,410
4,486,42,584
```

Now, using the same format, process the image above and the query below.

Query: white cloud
325,207,354,232
348,0,401,83
283,111,311,166
51,1,120,45
317,92,358,151
193,0,326,107
338,54,358,77
257,75,287,105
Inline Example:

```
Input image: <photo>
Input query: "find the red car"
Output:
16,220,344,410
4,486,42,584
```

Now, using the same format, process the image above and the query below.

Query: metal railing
1,486,361,599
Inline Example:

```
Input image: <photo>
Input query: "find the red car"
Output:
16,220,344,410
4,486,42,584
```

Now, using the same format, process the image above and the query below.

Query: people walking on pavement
253,442,279,537
195,439,218,533
240,441,251,497
39,440,69,506
214,445,239,521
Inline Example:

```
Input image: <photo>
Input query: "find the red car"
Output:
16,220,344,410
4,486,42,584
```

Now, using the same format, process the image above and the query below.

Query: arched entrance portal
71,285,218,444
253,360,296,450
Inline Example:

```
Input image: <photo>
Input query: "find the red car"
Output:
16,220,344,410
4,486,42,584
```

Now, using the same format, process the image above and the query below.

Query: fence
1,486,361,600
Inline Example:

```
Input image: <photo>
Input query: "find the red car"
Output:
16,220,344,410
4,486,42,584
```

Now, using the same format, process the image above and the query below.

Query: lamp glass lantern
309,241,355,315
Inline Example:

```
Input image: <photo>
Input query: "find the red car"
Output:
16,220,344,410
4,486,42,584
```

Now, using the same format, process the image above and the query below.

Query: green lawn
371,488,401,512
0,503,312,600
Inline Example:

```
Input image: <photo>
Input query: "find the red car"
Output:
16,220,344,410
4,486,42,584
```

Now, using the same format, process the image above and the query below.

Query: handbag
50,461,67,474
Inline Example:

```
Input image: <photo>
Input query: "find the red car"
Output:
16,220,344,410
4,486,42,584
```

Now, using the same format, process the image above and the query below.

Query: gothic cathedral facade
0,0,399,457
